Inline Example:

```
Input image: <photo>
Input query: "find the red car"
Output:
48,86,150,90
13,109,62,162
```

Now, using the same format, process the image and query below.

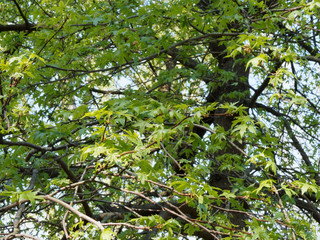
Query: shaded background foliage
1,0,320,239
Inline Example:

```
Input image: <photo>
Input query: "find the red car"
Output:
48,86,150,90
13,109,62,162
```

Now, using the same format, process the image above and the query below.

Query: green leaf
19,191,43,209
265,161,277,174
100,229,115,240
246,54,269,70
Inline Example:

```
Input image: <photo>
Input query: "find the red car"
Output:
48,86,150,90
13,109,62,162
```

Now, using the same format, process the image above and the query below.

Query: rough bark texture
191,1,250,229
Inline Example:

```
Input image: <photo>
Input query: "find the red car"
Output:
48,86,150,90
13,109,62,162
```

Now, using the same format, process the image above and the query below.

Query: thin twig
12,0,29,27
273,186,297,240
160,142,182,170
37,17,69,55
102,222,150,230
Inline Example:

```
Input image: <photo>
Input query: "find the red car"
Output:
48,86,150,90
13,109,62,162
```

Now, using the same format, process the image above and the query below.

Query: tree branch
249,61,283,107
53,154,94,218
0,23,37,33
12,169,38,236
2,233,41,240
42,195,104,231
302,55,320,64
91,88,124,95
283,120,313,167
12,0,30,28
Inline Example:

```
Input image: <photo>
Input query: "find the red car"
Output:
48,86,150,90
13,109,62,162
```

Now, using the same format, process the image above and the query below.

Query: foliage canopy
1,0,320,239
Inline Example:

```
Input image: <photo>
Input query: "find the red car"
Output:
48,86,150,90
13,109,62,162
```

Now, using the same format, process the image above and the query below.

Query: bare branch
91,88,124,95
0,23,36,33
42,195,104,231
249,61,283,107
302,55,320,63
160,142,182,170
37,17,68,55
2,233,41,240
12,0,30,27
12,169,38,236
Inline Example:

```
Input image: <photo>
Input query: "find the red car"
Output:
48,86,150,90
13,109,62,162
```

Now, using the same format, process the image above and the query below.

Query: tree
1,0,320,239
